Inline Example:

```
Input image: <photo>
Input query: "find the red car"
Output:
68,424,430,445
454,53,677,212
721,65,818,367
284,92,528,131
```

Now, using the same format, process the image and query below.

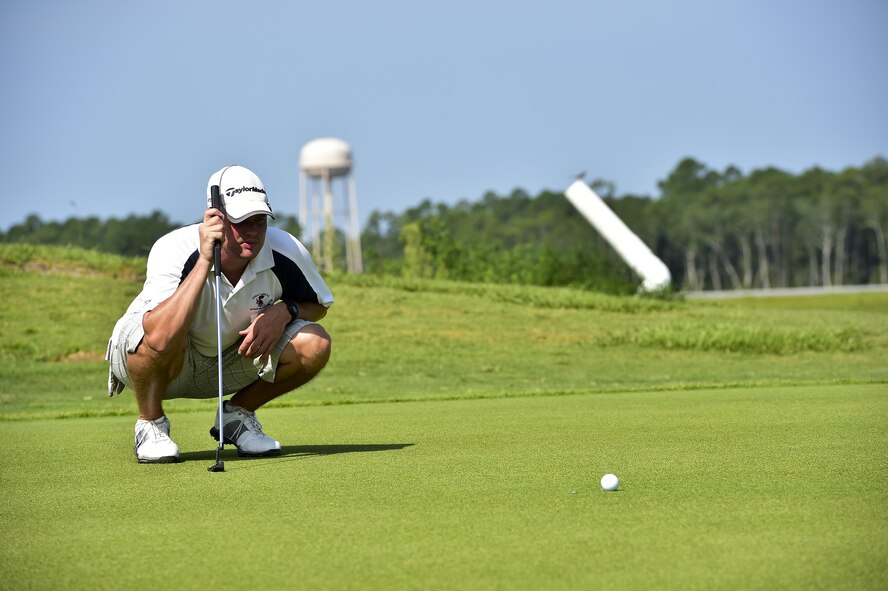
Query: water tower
298,137,363,273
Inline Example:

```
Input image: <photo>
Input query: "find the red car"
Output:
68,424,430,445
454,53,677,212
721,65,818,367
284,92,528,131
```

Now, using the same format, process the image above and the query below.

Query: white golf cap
206,165,275,223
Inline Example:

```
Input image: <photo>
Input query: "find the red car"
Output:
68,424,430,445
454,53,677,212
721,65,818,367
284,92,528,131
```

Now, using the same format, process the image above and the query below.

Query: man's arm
289,300,328,322
237,300,328,359
142,209,223,354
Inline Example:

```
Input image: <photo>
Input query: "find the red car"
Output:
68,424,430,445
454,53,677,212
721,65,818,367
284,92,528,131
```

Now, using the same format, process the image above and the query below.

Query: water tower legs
346,174,363,273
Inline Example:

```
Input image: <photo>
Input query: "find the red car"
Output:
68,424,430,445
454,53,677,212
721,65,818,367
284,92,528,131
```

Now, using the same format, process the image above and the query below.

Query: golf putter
208,184,226,473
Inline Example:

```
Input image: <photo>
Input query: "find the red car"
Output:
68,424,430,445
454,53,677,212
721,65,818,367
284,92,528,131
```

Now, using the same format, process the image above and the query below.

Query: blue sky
1,0,885,231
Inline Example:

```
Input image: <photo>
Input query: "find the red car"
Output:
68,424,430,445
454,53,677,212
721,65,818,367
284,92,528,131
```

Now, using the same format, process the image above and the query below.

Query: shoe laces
138,417,171,444
226,404,271,439
241,411,266,436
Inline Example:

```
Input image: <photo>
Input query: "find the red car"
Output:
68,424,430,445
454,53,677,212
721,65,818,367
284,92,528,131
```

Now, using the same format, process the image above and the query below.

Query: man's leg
212,324,331,457
124,328,189,463
126,336,188,420
230,323,332,411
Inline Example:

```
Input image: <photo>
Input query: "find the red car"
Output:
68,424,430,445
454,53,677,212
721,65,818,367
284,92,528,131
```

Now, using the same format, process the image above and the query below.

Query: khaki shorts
105,311,316,399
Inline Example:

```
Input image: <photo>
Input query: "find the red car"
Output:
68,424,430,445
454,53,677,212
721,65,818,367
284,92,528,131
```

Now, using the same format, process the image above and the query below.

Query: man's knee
285,324,331,371
128,335,189,380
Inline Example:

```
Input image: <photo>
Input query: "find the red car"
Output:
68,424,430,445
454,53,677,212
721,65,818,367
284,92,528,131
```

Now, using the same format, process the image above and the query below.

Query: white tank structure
564,180,671,292
298,137,363,273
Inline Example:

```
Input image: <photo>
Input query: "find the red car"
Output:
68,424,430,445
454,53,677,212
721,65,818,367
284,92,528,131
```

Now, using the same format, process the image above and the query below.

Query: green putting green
2,384,885,589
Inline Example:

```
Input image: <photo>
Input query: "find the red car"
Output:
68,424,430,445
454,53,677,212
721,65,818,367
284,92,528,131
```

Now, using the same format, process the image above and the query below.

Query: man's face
223,214,268,262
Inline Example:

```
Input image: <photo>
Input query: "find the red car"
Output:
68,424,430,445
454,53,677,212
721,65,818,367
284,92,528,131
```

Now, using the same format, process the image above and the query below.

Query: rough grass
0,243,145,280
603,324,867,354
332,272,678,313
1,244,886,420
718,292,888,314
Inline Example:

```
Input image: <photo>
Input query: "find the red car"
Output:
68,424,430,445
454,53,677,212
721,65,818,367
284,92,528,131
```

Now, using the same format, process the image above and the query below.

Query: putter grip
210,185,222,279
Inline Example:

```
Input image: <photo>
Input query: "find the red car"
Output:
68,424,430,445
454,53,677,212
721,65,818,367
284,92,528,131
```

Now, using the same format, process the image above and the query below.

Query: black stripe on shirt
272,250,319,303
179,250,200,285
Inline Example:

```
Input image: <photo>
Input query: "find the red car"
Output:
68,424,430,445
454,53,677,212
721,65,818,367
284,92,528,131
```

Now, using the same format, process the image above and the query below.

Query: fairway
2,384,886,590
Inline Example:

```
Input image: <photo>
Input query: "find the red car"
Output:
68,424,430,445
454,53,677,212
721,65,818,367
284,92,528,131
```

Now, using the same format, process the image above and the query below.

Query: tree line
3,157,886,293
654,156,888,290
0,212,303,258
361,156,888,291
361,186,639,293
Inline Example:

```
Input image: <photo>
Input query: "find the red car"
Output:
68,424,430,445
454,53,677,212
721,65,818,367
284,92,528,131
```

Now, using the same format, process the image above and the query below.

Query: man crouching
106,165,333,463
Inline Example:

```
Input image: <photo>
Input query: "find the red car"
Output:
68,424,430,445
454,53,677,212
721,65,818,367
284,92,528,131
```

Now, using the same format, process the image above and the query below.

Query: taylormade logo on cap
224,186,267,198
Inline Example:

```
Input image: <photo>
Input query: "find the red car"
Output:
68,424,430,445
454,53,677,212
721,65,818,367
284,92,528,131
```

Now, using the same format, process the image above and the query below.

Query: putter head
208,444,224,472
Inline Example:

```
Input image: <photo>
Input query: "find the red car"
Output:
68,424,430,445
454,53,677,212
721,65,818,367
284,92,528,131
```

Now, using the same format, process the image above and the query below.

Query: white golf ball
600,473,619,491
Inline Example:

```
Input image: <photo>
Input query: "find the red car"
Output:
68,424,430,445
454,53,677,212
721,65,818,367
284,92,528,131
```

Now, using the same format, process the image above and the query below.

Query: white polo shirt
118,224,334,357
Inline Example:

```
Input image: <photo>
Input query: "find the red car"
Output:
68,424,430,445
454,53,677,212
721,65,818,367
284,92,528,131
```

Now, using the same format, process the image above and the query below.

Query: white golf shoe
134,416,180,464
210,401,282,457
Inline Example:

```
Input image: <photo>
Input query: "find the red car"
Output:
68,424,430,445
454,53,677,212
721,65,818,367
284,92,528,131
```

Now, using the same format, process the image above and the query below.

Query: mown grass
1,384,886,590
1,244,887,589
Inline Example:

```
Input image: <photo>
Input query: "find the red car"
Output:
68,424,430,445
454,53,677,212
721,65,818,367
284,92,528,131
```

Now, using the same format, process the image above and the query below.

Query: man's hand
238,302,290,359
199,208,225,262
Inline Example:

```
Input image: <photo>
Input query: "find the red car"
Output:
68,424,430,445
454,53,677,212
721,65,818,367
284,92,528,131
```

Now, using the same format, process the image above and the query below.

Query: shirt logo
250,293,272,311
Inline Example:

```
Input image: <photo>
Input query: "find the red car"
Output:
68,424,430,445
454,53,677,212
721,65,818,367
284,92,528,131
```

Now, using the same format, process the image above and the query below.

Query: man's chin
240,243,261,258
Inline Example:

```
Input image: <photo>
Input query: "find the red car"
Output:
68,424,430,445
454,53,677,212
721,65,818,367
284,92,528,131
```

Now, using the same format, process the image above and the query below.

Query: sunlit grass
1,244,886,589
